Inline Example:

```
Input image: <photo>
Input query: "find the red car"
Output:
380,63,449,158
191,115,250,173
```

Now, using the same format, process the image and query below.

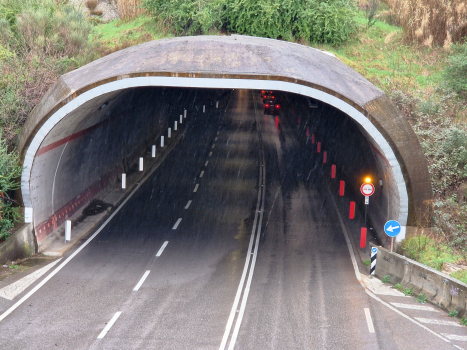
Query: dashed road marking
97,312,122,339
390,302,439,312
442,334,467,341
364,308,375,333
415,318,462,327
205,161,209,166
209,152,213,157
185,200,192,209
215,137,218,141
133,270,150,291
156,241,169,257
212,144,215,149
200,171,204,178
194,184,199,192
172,218,182,230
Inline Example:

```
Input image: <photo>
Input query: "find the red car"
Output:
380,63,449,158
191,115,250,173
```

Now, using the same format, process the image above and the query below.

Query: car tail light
275,104,280,109
261,90,265,94
272,96,275,99
265,104,269,108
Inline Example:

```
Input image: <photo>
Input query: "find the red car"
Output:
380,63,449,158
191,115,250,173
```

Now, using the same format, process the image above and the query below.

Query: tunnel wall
31,87,202,242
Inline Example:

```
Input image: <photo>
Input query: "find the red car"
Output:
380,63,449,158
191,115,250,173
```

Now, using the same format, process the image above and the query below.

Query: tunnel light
364,177,372,183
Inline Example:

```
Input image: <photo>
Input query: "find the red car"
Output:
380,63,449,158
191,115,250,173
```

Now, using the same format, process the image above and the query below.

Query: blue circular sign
371,247,378,254
384,220,401,237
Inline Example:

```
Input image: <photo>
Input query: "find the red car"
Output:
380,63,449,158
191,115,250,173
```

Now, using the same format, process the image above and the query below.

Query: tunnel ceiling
19,35,433,237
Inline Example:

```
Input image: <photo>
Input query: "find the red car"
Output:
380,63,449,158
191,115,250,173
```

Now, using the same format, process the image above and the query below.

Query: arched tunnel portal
17,35,432,249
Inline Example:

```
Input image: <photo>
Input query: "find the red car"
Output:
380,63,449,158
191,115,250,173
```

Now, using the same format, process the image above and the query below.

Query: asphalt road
0,90,462,350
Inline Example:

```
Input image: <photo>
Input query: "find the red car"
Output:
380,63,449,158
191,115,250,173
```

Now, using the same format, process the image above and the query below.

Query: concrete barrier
372,243,467,317
0,224,36,265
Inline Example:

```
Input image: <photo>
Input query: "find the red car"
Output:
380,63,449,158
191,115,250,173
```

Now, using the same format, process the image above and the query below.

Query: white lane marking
0,259,62,300
329,191,450,344
133,270,150,291
97,311,122,339
185,200,192,209
172,218,182,230
215,137,218,141
227,152,266,350
415,318,462,327
217,131,219,135
390,302,439,312
194,184,199,192
156,241,169,257
209,152,213,157
364,308,375,333
200,171,204,178
205,161,209,166
443,334,467,342
454,345,464,350
212,144,215,149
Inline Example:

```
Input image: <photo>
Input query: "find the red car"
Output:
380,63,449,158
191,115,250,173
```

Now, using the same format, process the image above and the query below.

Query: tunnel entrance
18,35,432,248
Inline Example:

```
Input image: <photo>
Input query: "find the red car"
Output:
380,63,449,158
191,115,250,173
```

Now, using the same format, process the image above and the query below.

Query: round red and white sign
360,183,375,196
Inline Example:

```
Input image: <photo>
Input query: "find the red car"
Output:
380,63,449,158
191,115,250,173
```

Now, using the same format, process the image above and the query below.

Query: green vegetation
363,259,371,266
394,283,403,291
444,43,467,96
142,0,358,45
403,286,414,296
416,293,428,303
461,318,467,326
381,275,391,283
449,309,459,318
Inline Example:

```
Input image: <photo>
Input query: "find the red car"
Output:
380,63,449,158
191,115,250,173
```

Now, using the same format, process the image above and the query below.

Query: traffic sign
360,183,375,196
384,220,401,237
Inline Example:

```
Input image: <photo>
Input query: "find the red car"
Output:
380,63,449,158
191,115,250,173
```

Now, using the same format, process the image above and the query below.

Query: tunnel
17,35,432,249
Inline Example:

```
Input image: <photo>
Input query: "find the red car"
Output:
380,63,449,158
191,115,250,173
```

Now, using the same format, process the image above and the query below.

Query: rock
442,262,467,275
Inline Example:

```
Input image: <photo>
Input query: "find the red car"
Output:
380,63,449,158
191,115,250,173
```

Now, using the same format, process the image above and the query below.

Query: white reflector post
168,128,171,138
180,115,183,123
139,157,143,171
216,101,219,108
161,136,164,147
122,173,126,189
184,109,187,118
152,145,156,157
65,220,71,242
203,105,205,113
174,121,177,131
24,207,33,223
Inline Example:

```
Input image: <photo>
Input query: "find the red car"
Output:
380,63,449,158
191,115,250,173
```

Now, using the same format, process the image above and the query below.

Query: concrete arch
18,35,432,243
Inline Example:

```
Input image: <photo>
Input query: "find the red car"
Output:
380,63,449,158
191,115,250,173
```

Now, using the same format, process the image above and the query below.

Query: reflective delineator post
184,110,187,118
360,227,367,248
161,136,164,147
174,121,178,131
180,115,183,124
331,165,336,178
317,142,321,153
311,134,315,144
339,181,345,196
370,246,377,276
152,145,156,158
349,201,355,219
122,173,126,189
203,105,205,113
65,220,71,243
306,127,310,138
323,151,327,163
139,157,143,171
168,128,171,138
216,101,219,108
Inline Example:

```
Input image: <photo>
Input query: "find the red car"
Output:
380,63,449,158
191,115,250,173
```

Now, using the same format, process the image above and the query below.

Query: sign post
360,183,375,226
384,220,401,252
370,246,377,276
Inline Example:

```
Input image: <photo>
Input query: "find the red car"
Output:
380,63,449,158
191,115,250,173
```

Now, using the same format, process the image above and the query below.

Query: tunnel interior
28,86,400,248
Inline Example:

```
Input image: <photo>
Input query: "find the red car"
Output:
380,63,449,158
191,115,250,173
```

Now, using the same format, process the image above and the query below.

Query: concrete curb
371,243,467,317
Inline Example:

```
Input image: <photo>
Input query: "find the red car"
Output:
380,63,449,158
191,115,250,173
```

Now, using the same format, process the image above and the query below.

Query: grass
449,309,459,318
363,259,371,266
416,293,428,303
451,270,467,285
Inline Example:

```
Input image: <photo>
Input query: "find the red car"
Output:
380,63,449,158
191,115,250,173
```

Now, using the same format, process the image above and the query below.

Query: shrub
382,0,467,46
444,43,467,96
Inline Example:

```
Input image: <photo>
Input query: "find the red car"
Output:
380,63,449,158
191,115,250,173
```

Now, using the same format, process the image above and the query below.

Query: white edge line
172,218,182,230
97,311,122,339
133,270,150,291
0,167,149,323
156,241,169,257
364,308,375,333
328,189,451,344
185,200,192,209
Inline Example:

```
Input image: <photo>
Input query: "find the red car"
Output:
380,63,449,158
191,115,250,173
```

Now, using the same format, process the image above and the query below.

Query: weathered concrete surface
18,35,432,234
372,243,467,317
0,224,36,265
